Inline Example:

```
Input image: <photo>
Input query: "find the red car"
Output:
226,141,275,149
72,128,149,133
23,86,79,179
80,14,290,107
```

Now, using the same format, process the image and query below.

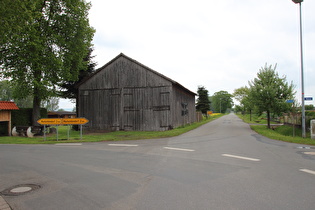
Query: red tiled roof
0,101,19,110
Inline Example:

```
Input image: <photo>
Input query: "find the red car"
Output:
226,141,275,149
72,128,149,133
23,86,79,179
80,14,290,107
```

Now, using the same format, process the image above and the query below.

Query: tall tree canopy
248,64,295,128
211,91,233,113
196,86,211,114
0,0,95,125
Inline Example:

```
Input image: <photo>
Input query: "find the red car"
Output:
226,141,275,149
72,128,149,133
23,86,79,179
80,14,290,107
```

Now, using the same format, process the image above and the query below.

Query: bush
11,108,47,126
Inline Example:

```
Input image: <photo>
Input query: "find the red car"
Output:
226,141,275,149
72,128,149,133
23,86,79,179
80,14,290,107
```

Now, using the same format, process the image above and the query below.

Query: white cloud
83,0,315,105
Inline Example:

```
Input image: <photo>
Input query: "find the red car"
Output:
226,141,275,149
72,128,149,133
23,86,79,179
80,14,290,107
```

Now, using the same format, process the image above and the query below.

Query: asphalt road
1,113,315,210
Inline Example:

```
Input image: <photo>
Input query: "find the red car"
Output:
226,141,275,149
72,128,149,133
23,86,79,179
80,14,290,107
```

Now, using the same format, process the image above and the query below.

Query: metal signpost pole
292,0,306,137
80,125,83,140
44,125,46,141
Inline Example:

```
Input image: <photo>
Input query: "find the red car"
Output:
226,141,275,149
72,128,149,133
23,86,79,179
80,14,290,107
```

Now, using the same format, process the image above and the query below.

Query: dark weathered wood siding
78,54,196,131
171,85,196,128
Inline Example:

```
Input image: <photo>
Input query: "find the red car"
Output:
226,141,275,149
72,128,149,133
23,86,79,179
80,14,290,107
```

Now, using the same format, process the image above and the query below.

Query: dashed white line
55,143,82,146
108,144,138,147
222,154,260,162
299,169,315,175
164,147,195,152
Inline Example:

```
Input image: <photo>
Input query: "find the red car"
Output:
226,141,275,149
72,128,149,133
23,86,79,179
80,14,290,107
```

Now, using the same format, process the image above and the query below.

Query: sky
60,0,315,110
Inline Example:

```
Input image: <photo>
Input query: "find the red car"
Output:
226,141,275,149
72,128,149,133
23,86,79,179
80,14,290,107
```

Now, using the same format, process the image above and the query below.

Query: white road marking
299,169,315,175
108,144,138,147
55,143,82,146
222,154,260,162
164,147,195,152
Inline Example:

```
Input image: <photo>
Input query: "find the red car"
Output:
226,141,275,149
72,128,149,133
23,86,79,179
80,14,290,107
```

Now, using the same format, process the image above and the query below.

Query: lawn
237,113,315,146
0,114,223,144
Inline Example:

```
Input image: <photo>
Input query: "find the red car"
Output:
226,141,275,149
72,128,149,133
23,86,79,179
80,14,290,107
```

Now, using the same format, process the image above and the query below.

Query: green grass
237,113,315,146
0,114,223,144
250,125,315,145
237,113,277,124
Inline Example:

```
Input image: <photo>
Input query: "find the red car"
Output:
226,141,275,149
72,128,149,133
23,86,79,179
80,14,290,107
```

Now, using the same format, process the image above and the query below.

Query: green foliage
250,125,314,145
211,91,233,113
306,111,315,117
41,97,59,111
59,48,97,100
0,80,13,101
233,86,255,113
248,64,295,128
0,0,95,125
305,104,314,111
0,80,33,107
11,108,47,126
196,86,211,114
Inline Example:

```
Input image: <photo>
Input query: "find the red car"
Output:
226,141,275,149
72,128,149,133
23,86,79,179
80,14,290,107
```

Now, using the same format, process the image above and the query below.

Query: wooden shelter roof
0,101,19,110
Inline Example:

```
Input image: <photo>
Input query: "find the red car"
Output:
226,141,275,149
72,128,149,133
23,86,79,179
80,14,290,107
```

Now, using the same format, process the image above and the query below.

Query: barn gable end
78,53,196,131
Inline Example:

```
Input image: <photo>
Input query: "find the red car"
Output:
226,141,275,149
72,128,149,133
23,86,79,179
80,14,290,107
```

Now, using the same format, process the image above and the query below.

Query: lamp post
292,0,306,138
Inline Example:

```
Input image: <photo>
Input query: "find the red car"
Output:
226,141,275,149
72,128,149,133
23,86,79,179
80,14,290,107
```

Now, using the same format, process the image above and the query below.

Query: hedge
11,108,47,126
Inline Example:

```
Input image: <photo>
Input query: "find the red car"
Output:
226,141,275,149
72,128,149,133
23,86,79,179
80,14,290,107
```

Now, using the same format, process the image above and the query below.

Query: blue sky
60,0,315,110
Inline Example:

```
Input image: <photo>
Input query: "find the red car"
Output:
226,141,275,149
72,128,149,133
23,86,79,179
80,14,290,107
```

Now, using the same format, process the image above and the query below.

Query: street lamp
291,0,306,138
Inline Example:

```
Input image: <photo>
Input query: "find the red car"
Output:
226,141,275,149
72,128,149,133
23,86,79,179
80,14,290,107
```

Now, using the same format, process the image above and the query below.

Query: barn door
152,87,171,130
122,88,144,130
109,88,121,131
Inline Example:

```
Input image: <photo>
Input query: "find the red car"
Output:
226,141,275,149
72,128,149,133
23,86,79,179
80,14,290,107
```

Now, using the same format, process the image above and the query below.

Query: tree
196,86,211,114
248,64,295,129
41,97,59,111
0,80,33,107
233,86,255,120
0,0,95,125
211,91,233,113
0,80,13,101
59,47,97,114
305,104,314,111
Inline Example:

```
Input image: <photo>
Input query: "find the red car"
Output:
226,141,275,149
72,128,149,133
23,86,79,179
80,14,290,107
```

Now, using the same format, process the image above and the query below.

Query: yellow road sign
37,118,62,125
37,118,89,125
62,118,89,125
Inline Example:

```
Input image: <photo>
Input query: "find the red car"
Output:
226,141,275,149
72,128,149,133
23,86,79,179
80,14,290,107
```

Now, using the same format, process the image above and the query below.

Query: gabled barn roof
77,53,196,95
0,101,19,110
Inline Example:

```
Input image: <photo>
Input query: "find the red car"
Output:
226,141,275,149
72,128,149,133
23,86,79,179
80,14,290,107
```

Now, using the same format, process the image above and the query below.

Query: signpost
37,118,89,141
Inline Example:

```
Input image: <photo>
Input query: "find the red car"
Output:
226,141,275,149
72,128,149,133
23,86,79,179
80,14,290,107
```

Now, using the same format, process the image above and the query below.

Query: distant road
1,113,315,210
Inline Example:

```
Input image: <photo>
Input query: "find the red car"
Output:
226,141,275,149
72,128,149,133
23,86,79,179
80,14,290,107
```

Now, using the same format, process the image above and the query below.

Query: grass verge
237,113,315,146
0,114,223,144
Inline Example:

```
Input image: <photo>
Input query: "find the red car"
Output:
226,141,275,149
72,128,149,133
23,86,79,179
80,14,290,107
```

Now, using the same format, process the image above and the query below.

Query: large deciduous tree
211,91,233,113
248,64,295,128
196,86,211,114
0,0,95,125
233,86,254,120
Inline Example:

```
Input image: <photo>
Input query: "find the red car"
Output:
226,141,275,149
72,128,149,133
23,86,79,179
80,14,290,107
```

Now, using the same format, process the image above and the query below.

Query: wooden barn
77,53,196,131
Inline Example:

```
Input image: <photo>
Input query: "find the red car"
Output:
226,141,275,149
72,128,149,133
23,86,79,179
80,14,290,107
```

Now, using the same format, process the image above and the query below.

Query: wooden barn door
152,87,171,130
122,88,144,130
109,88,121,131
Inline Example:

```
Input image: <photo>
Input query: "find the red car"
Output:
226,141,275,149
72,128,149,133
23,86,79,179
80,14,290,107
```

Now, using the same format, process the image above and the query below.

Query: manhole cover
1,184,40,196
10,187,32,193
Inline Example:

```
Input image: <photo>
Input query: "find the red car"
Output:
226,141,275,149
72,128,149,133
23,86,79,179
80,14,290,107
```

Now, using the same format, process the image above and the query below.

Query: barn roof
0,101,19,110
77,53,196,95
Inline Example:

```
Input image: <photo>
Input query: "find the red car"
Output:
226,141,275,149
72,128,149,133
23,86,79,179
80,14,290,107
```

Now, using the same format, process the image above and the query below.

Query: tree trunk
32,88,41,126
267,110,271,129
